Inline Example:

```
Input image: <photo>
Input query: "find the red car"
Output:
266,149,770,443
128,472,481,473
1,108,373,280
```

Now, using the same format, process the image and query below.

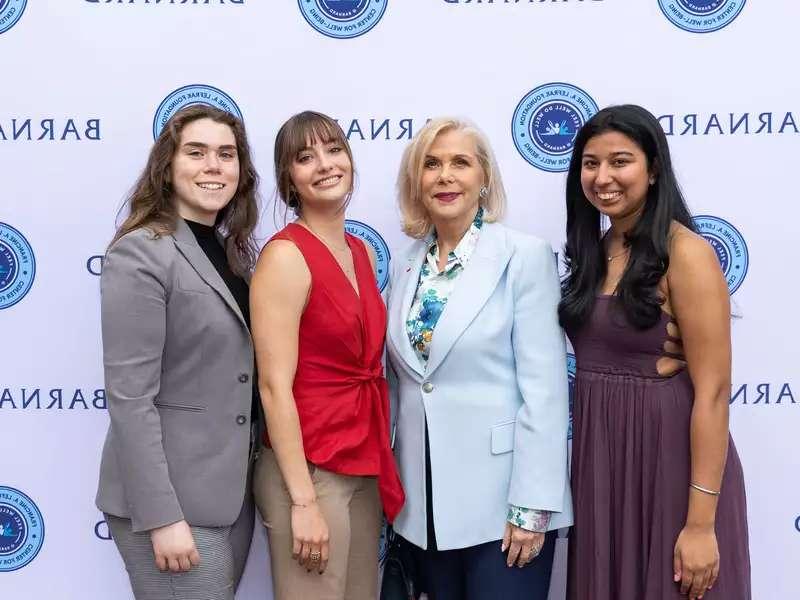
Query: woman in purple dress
560,105,750,600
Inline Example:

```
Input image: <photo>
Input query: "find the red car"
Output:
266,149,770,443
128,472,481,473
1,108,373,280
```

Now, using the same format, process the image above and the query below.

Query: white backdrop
2,1,799,598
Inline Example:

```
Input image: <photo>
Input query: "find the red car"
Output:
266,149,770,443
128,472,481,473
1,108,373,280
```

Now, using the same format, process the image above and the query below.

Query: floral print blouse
405,207,551,533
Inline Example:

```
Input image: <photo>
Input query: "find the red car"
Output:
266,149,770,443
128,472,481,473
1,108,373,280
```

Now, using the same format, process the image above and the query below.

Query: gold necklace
607,247,630,262
298,220,348,253
298,220,356,281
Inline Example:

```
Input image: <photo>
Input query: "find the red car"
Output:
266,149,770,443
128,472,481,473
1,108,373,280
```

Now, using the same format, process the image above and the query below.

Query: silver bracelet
690,482,720,496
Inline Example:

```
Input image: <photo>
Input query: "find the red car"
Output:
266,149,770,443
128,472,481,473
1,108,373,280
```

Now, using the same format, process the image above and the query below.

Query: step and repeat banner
2,1,798,598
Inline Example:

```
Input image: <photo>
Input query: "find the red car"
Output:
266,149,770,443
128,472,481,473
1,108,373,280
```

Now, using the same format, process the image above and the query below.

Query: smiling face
579,130,653,223
419,128,486,230
289,136,353,211
171,118,240,225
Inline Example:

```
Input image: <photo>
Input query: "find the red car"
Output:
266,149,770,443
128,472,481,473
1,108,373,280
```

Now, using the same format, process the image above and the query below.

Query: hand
150,520,200,573
501,522,545,568
291,500,330,574
673,524,720,599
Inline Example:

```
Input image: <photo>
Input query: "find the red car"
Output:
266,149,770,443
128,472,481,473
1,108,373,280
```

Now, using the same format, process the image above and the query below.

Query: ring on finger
309,550,321,563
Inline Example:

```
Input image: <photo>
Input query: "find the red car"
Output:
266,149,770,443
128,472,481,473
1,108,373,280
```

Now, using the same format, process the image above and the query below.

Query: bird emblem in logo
512,83,598,173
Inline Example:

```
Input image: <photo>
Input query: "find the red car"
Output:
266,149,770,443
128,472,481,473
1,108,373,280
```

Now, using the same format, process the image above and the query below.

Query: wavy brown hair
111,104,260,276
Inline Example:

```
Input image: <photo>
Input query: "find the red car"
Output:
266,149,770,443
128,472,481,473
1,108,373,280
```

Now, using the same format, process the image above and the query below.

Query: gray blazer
387,222,573,550
96,219,255,533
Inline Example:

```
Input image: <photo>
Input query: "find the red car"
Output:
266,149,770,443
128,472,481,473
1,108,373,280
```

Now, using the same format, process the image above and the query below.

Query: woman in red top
250,111,403,600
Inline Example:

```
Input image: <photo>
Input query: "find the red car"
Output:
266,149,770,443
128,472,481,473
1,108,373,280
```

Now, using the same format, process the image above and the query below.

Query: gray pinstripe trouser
105,496,254,600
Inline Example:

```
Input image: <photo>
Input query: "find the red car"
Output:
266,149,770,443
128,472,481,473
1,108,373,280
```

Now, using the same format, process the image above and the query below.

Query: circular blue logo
344,220,390,292
153,84,243,139
0,223,36,310
566,353,576,440
512,83,599,173
0,486,44,572
298,0,387,39
693,215,748,294
0,0,26,35
658,0,745,33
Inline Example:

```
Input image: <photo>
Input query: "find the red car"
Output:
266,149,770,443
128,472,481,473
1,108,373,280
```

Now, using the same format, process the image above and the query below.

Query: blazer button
422,382,434,393
238,373,249,383
236,415,247,425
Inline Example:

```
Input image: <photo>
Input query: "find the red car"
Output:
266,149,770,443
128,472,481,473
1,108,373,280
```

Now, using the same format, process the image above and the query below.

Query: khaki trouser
254,447,382,600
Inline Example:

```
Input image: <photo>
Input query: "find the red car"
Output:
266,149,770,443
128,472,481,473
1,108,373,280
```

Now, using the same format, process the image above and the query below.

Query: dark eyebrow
297,138,340,153
609,150,635,157
582,150,635,159
183,142,237,151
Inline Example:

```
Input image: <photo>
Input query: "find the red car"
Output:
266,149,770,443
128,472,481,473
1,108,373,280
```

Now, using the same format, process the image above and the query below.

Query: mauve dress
566,296,751,600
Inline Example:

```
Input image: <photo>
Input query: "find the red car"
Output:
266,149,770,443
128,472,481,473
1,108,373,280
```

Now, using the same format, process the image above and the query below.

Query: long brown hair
273,110,354,219
111,104,260,276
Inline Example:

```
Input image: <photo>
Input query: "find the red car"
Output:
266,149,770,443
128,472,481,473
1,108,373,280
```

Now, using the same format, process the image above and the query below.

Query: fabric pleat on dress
567,296,751,600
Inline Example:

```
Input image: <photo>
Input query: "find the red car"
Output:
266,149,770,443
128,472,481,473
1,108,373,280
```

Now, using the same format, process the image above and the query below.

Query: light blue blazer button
422,382,434,393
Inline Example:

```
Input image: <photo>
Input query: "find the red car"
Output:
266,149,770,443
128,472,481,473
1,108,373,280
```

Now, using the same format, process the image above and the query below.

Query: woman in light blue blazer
387,118,572,600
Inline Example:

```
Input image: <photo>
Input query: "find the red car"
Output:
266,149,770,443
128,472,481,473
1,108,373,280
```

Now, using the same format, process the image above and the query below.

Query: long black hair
558,104,695,331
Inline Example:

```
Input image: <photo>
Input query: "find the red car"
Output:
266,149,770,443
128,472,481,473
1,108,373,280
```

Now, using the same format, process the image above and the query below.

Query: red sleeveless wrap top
264,223,404,522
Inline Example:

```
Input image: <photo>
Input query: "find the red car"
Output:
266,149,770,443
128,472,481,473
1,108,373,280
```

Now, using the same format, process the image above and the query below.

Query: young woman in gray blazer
95,105,261,600
387,118,572,599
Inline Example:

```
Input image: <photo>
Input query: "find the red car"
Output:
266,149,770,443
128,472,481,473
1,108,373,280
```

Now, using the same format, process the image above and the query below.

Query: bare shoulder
666,221,727,307
253,238,309,282
668,222,717,269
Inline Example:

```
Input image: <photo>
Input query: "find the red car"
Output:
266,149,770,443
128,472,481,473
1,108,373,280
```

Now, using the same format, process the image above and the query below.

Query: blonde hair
396,117,506,239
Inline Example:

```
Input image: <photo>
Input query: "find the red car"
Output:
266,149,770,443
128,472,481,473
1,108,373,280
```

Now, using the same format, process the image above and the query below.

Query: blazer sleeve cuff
506,505,552,533
130,495,185,533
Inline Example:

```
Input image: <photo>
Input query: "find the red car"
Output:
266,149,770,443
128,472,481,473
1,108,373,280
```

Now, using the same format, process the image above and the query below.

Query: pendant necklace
607,247,630,262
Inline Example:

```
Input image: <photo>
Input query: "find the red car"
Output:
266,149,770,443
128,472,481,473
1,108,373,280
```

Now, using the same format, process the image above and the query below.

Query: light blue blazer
386,222,573,551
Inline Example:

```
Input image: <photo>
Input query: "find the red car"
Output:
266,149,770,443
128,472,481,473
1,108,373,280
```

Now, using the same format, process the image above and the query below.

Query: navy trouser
409,421,557,599
410,531,556,600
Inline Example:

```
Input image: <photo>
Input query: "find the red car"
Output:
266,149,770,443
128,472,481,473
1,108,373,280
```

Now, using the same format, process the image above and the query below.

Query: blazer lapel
424,223,512,377
172,219,248,329
387,240,429,379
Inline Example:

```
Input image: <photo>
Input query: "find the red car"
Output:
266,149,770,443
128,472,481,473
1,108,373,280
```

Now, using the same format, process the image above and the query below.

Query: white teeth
197,183,224,191
597,192,622,200
315,176,340,186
